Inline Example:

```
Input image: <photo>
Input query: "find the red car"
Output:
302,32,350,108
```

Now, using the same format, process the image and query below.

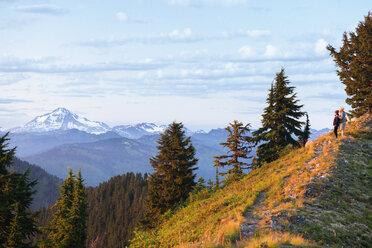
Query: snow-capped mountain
11,108,111,134
112,123,167,139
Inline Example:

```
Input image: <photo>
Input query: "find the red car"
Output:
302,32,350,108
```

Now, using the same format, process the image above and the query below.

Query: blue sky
0,0,370,131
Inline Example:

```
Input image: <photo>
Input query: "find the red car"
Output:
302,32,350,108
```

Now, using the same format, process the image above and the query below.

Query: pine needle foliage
143,122,198,228
327,12,372,117
41,168,87,248
70,170,87,247
0,132,38,248
214,120,254,182
253,69,305,165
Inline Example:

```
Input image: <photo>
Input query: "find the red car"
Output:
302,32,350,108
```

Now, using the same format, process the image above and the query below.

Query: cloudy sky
0,0,370,131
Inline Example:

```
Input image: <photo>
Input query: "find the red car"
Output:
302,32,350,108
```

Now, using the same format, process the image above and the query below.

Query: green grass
130,115,372,248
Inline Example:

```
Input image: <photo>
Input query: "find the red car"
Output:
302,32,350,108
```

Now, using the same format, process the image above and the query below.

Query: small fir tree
213,157,220,188
206,178,214,189
327,12,372,117
215,120,254,182
143,122,198,228
193,177,206,193
302,113,311,146
0,133,38,247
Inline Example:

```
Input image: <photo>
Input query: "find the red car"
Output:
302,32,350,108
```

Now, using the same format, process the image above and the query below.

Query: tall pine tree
327,12,372,117
253,69,305,165
0,133,38,248
214,120,254,182
143,122,198,228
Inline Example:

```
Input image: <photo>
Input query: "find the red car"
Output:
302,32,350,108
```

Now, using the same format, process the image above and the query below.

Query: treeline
86,173,148,247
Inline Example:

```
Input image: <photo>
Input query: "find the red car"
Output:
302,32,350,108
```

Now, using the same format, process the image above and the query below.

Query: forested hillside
9,158,62,210
85,172,148,247
130,114,372,247
37,172,148,247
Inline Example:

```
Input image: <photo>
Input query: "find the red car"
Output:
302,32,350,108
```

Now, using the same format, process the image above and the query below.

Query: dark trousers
333,125,339,138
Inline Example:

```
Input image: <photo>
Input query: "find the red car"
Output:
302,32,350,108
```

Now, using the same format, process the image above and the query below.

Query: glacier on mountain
10,108,111,134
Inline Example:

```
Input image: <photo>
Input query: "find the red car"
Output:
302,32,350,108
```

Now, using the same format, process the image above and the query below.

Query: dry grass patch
243,231,318,248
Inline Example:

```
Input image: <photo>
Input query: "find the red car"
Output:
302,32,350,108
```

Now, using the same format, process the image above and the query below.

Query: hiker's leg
333,125,338,138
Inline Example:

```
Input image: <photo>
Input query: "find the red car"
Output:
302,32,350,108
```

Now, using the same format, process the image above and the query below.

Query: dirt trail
240,191,267,239
306,146,323,165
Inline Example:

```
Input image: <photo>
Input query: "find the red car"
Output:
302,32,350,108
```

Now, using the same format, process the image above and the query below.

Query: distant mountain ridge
8,107,170,138
7,107,330,140
112,123,167,139
9,157,62,210
22,133,227,186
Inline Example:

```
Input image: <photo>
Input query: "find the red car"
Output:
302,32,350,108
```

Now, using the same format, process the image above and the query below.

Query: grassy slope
130,115,372,248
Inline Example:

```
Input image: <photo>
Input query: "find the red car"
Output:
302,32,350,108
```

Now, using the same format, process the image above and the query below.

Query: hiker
339,107,347,136
333,110,340,138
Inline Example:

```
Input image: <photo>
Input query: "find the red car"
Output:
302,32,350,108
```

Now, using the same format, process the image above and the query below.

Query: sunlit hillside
130,115,372,248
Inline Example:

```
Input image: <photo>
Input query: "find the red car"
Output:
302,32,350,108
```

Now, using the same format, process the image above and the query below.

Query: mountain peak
112,122,167,139
52,107,71,114
11,108,110,134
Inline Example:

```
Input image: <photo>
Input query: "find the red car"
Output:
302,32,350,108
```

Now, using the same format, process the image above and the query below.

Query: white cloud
264,45,278,58
238,45,255,57
167,28,192,40
245,29,270,37
116,12,128,22
13,5,66,15
315,38,328,55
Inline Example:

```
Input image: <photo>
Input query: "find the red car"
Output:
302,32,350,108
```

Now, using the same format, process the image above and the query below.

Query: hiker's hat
340,107,344,111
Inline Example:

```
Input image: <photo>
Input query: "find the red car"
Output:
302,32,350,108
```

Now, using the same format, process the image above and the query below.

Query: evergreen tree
0,133,38,247
301,113,311,146
213,157,220,188
144,122,198,228
327,12,372,117
70,169,87,248
253,83,279,166
253,69,305,165
193,177,206,193
43,168,87,248
215,120,254,182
